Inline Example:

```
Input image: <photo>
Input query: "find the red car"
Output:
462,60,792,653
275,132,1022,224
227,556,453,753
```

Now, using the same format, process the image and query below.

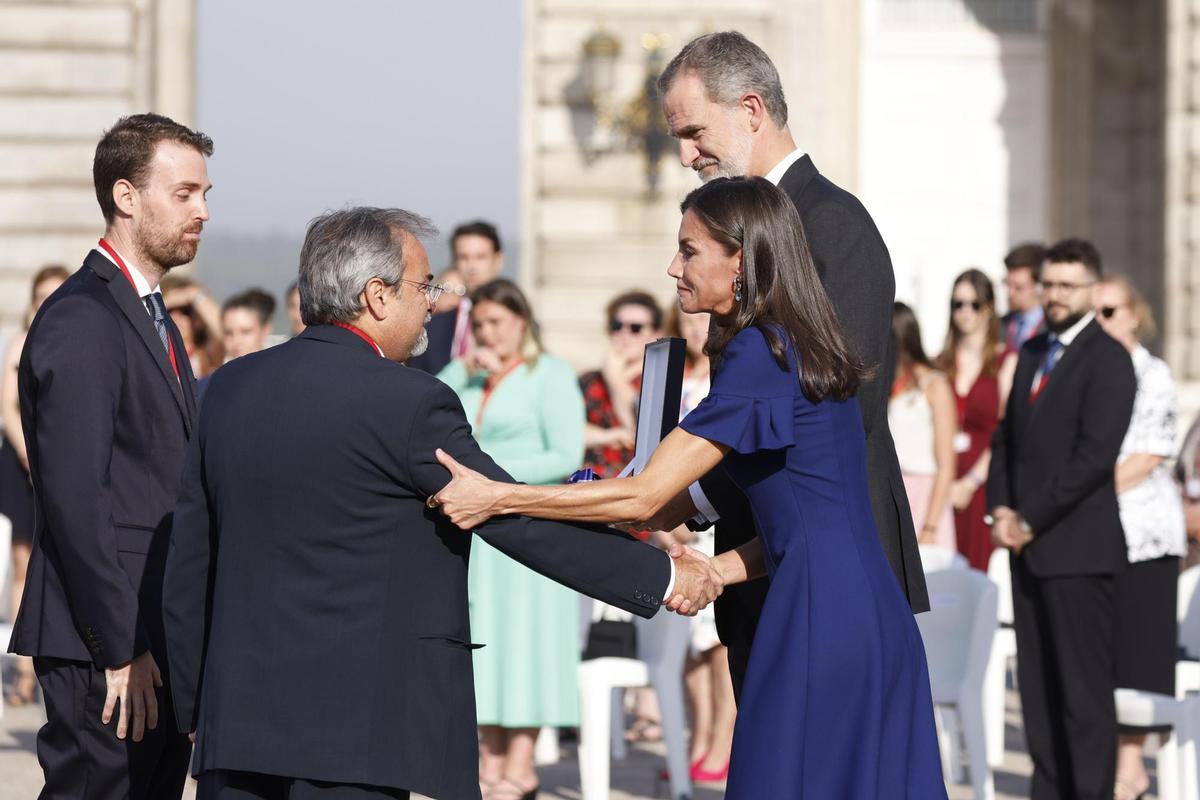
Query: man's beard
409,324,429,358
137,210,201,270
694,123,753,182
1045,306,1085,333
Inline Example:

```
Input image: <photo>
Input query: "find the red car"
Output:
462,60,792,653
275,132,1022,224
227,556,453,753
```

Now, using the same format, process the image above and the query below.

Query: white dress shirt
95,245,161,314
1030,311,1094,394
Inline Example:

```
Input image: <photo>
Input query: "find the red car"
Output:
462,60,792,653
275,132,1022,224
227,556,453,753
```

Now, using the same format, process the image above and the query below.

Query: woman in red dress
936,269,1017,571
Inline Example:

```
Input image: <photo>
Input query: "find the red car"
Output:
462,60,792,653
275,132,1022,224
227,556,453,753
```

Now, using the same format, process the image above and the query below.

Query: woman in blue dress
431,177,946,798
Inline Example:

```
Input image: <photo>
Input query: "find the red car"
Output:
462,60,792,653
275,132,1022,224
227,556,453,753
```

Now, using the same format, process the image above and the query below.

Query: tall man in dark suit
987,238,1136,800
8,114,210,799
653,31,928,695
162,207,723,800
405,220,503,374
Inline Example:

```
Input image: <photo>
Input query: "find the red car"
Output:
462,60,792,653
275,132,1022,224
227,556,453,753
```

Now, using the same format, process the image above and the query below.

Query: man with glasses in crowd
987,238,1136,800
405,220,502,374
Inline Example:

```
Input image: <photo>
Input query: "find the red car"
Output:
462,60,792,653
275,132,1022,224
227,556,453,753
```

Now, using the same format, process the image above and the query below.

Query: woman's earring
734,276,743,303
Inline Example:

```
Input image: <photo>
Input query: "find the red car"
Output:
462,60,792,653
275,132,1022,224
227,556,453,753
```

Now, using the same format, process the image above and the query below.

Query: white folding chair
577,611,692,800
919,544,968,574
1115,688,1200,800
916,568,998,800
1178,566,1200,699
983,547,1017,766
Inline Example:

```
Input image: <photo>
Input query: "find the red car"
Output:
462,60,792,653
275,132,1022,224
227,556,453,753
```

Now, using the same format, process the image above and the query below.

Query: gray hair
298,207,437,326
657,31,788,129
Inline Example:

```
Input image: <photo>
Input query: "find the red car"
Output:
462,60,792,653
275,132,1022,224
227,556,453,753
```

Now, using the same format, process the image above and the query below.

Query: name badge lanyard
98,238,179,377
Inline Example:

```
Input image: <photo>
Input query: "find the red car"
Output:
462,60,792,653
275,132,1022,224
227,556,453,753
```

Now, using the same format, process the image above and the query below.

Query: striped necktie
144,293,172,357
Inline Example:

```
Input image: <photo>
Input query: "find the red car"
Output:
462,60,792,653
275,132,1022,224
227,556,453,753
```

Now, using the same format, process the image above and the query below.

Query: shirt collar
1019,305,1044,325
95,244,157,298
763,148,806,186
1051,310,1094,347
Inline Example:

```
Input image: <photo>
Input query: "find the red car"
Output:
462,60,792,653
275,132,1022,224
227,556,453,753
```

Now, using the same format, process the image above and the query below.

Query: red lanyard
331,321,384,357
98,239,179,377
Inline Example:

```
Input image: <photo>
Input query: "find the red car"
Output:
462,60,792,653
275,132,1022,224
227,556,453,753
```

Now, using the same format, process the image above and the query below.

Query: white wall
859,3,1048,353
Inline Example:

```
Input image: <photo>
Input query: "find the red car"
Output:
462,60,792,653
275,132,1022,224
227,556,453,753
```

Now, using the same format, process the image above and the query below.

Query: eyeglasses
610,320,647,334
951,300,982,312
397,278,452,305
1039,280,1095,294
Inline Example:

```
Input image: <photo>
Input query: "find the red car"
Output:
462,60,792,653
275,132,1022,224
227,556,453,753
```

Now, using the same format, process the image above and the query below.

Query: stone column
0,0,196,327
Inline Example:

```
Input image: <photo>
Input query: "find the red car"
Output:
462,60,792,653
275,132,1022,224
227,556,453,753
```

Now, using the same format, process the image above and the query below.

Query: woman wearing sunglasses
1093,276,1186,800
935,268,1017,570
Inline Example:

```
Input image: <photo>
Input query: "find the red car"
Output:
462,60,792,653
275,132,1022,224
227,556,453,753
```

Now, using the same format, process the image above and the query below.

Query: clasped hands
990,506,1033,554
428,449,724,616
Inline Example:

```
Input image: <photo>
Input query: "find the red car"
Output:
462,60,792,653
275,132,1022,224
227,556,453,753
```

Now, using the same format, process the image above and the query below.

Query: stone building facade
0,0,195,324
521,0,1200,410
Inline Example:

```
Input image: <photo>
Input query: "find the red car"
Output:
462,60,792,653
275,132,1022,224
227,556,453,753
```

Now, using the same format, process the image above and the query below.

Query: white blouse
1117,346,1187,562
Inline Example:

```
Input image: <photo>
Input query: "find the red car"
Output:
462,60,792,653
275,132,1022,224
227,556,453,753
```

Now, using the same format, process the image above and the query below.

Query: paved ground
0,679,1160,799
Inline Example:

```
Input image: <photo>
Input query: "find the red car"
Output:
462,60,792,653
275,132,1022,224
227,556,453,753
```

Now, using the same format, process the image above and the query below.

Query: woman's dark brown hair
935,268,1001,381
892,301,932,374
679,176,864,402
470,278,544,366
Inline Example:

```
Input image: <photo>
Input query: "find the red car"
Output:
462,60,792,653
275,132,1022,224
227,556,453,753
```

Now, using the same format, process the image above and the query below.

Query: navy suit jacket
8,250,198,669
163,324,670,799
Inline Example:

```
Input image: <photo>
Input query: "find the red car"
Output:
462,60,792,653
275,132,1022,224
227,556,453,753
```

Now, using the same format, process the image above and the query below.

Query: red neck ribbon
98,238,179,377
331,321,384,357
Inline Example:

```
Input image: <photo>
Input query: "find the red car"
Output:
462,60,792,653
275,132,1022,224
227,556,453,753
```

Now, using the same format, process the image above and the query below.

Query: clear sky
194,0,521,298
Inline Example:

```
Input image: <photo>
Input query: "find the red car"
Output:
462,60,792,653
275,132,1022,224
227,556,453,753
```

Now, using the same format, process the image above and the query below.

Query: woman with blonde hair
437,278,586,800
2,264,69,705
936,269,1016,570
1093,276,1187,800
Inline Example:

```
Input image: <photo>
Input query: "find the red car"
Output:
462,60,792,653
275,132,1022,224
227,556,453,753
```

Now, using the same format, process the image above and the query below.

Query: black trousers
33,656,192,800
198,770,410,799
1011,559,1116,800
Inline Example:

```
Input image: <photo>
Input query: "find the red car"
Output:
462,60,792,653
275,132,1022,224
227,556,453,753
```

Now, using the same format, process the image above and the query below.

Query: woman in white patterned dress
1094,276,1187,800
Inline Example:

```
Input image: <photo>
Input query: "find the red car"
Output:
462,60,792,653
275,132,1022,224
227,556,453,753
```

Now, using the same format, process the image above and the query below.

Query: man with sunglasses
987,237,1136,800
406,220,503,374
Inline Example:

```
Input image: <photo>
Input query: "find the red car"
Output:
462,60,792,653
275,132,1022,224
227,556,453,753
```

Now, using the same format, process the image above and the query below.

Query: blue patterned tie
144,293,171,357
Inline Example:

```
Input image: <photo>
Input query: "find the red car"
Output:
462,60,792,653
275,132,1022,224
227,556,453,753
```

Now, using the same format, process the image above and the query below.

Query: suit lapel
776,154,819,204
86,251,194,435
1024,321,1100,432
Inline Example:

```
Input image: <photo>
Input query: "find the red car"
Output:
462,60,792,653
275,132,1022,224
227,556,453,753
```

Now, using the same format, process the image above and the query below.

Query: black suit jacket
404,305,458,374
987,320,1136,577
163,325,671,800
702,156,928,664
8,250,197,669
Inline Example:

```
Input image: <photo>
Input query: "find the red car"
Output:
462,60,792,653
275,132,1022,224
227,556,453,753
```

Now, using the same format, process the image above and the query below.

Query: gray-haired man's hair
657,31,788,129
298,207,437,326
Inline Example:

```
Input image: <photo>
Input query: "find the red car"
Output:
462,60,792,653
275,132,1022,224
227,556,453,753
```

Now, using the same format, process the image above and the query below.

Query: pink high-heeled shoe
690,757,730,783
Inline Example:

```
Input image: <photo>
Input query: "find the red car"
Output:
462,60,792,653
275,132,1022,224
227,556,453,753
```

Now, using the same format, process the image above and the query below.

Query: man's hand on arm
102,650,162,742
663,543,724,616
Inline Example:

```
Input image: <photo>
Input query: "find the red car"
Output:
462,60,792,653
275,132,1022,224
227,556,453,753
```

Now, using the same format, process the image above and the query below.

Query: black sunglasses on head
951,300,982,312
610,320,646,334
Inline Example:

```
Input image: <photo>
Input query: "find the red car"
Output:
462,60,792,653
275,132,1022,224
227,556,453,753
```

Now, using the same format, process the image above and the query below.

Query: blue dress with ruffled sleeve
679,325,945,798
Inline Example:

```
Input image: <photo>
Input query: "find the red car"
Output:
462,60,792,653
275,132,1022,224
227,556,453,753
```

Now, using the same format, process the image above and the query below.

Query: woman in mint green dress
436,278,585,800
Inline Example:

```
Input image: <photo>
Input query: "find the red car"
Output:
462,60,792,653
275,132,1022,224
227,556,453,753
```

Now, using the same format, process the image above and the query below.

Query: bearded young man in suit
645,31,929,698
162,207,724,800
8,113,209,800
987,238,1136,800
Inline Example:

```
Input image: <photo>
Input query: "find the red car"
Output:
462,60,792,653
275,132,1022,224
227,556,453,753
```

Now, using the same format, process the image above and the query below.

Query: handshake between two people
428,448,727,617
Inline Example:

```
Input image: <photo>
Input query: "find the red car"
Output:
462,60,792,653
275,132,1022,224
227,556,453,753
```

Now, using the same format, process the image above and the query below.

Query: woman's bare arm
1,333,27,467
433,425,729,529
